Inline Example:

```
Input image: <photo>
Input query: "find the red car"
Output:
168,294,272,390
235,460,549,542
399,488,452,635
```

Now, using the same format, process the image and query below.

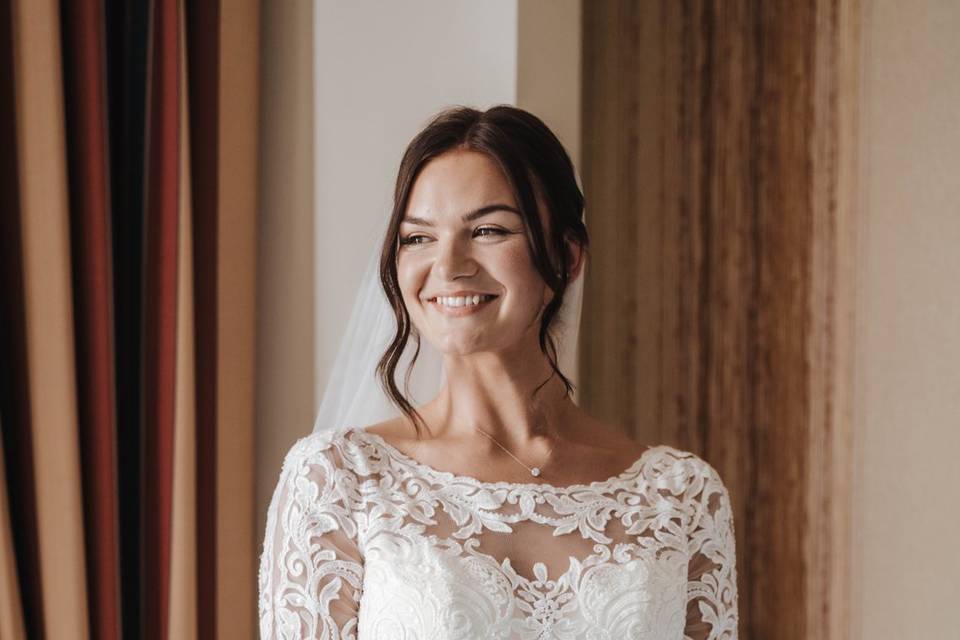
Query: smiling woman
258,105,739,639
375,107,590,438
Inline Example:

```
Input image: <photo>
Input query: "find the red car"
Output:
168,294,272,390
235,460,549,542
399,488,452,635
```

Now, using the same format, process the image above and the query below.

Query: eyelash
400,227,508,246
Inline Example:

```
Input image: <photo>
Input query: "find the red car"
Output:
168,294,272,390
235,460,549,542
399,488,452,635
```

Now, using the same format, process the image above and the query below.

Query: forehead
405,150,516,218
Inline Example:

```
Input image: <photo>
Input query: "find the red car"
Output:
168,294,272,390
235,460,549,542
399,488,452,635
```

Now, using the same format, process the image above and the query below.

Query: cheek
498,245,546,298
396,254,428,308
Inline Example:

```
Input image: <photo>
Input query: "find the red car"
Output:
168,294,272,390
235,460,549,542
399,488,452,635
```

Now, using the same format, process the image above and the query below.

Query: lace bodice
258,426,739,639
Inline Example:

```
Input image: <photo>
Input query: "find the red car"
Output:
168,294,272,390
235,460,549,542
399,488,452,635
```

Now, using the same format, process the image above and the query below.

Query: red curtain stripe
141,0,181,638
60,0,122,637
184,2,221,637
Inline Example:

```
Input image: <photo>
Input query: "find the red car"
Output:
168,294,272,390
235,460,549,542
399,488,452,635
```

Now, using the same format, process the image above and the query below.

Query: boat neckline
349,426,663,493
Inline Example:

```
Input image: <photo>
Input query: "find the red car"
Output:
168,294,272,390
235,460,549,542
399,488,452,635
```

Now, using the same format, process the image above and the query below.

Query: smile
428,294,499,316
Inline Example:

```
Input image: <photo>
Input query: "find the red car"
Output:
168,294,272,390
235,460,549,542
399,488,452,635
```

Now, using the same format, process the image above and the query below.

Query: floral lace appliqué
259,427,739,639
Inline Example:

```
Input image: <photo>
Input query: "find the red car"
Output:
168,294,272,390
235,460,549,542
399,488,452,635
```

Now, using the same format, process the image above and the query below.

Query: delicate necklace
474,426,557,477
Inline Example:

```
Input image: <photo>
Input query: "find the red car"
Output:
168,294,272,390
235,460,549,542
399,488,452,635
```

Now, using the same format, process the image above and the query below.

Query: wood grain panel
581,2,859,638
807,2,860,638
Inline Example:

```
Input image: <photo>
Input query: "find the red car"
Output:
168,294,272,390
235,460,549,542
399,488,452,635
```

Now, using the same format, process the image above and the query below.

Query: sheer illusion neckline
350,426,658,494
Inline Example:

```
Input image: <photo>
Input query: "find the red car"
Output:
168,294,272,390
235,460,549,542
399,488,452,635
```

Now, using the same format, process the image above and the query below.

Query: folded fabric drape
0,1,261,638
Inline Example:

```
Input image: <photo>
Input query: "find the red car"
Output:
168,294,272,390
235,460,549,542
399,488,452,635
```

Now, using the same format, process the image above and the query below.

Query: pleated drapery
0,1,261,638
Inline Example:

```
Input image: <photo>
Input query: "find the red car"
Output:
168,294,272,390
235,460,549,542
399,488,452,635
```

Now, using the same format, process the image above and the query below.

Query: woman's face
397,149,552,356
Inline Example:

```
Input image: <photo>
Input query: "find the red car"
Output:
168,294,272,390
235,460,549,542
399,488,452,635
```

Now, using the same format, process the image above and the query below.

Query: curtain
0,0,261,638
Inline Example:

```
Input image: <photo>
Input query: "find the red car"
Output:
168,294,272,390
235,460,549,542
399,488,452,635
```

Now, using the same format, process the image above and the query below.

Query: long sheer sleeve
258,436,365,640
684,463,739,640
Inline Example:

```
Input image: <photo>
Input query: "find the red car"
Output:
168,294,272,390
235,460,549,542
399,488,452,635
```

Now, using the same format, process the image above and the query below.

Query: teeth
434,294,494,307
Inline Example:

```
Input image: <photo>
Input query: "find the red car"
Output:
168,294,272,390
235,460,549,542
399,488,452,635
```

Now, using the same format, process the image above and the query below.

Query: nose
433,235,477,280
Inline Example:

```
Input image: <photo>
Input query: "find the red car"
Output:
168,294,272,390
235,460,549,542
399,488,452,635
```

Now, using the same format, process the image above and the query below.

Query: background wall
853,1,960,637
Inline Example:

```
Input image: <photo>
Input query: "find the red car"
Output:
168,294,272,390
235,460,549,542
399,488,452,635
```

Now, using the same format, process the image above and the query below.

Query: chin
422,332,502,356
433,338,489,356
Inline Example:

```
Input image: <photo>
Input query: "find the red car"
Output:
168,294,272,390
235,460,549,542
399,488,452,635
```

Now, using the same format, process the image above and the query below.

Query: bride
259,105,739,639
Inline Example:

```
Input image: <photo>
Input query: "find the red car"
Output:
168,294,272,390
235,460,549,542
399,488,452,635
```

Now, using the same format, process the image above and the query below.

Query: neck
425,347,574,449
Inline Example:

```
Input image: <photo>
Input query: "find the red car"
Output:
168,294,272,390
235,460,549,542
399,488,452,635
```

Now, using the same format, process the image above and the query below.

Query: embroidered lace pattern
259,426,739,639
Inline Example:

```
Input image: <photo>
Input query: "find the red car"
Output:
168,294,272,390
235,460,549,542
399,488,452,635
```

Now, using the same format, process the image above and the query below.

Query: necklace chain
475,426,557,478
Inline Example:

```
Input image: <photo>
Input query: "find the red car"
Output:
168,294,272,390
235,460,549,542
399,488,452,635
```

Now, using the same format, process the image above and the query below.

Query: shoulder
264,429,365,543
640,444,732,499
276,427,372,490
635,445,736,543
278,428,338,473
283,426,369,462
283,427,345,461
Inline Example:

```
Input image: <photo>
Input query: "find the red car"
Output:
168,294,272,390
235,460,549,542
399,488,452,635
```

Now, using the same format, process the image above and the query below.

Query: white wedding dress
258,426,739,639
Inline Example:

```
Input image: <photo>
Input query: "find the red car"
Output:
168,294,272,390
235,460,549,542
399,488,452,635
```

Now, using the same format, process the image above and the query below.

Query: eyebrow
401,203,521,227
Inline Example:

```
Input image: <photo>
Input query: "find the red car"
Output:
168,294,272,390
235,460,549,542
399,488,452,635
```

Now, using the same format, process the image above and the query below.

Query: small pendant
530,467,541,477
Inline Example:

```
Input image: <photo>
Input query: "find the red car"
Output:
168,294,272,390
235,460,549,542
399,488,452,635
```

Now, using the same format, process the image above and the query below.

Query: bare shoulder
361,416,424,452
565,411,654,467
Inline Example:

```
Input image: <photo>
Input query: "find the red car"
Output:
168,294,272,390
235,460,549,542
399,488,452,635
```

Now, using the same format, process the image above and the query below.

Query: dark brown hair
375,105,589,437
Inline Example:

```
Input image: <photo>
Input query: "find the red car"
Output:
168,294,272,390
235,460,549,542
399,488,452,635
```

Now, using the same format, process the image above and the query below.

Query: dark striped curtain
0,1,261,638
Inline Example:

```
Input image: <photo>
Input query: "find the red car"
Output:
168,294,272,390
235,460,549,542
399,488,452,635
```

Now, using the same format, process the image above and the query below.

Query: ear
565,237,586,281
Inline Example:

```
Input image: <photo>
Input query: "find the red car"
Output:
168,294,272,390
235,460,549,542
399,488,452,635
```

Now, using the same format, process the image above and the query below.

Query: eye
474,226,507,238
399,234,429,246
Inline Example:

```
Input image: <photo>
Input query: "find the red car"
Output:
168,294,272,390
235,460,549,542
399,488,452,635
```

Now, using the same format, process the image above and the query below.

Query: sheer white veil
311,189,587,438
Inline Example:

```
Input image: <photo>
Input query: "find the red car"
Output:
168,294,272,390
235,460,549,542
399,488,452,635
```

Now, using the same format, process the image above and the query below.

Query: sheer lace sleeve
258,434,364,640
684,461,739,640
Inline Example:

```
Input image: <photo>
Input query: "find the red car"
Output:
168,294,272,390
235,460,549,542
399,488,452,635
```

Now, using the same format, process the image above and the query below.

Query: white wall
853,1,960,637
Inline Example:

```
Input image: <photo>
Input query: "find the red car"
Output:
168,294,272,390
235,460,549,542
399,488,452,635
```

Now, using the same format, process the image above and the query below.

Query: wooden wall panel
807,2,860,638
581,2,859,638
